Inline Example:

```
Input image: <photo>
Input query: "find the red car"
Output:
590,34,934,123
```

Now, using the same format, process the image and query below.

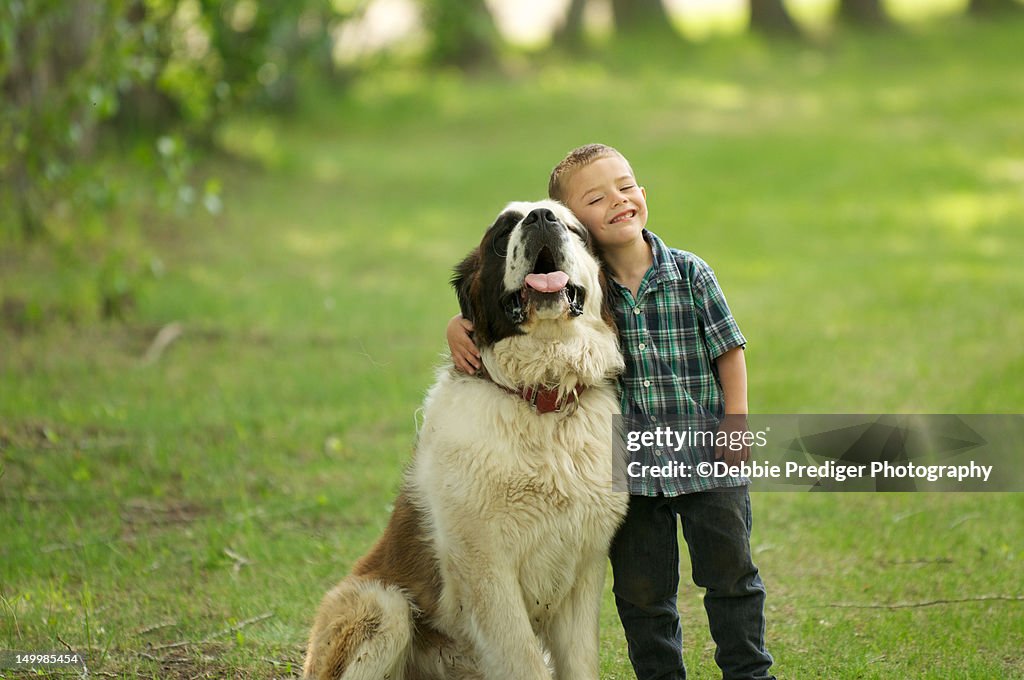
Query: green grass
3,17,1024,679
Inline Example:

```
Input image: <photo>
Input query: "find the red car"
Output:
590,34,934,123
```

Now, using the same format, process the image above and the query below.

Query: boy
447,144,774,680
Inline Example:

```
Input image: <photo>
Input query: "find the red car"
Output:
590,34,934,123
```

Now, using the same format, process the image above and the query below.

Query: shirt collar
643,229,682,286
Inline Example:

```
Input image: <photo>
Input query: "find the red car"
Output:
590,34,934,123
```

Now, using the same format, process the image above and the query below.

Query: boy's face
562,154,648,251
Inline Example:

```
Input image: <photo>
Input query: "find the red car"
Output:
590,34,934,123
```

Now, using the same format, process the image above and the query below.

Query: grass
2,16,1024,679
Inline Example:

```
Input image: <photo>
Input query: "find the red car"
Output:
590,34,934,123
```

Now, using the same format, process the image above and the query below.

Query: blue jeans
609,487,775,680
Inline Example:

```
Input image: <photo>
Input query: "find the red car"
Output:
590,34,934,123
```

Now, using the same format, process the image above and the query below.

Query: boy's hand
715,413,751,466
447,314,481,374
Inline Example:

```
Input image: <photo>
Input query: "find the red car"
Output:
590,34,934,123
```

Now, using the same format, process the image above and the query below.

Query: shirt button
633,307,641,315
643,380,651,387
638,343,646,351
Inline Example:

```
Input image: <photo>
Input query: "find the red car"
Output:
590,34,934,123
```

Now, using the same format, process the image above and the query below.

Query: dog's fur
303,200,628,680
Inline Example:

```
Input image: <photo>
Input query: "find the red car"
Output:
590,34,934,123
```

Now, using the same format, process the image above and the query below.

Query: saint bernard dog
303,200,628,680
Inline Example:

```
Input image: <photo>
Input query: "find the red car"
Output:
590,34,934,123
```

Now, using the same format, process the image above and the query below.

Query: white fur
501,200,590,296
401,373,626,678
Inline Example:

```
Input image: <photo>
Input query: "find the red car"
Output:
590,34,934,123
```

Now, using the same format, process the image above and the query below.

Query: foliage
1,1,141,240
0,0,340,322
132,0,338,133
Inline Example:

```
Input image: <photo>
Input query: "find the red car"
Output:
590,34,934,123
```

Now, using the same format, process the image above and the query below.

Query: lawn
2,16,1023,679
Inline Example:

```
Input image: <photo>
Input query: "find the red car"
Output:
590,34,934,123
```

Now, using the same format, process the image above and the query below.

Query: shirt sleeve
687,254,746,359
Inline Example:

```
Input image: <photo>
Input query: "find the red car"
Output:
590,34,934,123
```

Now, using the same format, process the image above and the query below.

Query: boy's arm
447,314,481,374
717,346,748,415
715,346,750,465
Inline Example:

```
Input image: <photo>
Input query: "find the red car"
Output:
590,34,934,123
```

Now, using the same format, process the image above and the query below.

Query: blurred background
2,1,1023,677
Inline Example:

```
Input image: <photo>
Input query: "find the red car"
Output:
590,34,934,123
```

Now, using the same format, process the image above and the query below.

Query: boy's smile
611,208,637,224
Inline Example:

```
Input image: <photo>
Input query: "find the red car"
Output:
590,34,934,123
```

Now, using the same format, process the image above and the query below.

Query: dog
303,200,628,680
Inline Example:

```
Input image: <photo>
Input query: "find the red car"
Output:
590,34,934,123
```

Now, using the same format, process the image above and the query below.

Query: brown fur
352,494,444,629
352,493,440,606
304,495,455,679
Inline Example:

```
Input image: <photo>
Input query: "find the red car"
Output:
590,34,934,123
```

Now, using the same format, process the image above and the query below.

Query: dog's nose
524,208,559,228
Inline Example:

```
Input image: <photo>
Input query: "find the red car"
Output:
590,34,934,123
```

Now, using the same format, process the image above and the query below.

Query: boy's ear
451,248,481,322
641,186,647,201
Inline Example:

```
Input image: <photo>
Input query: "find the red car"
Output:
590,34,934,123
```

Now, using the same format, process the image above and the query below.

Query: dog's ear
451,247,481,323
599,265,619,334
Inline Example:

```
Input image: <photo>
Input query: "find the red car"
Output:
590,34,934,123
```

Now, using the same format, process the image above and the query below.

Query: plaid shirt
611,230,748,495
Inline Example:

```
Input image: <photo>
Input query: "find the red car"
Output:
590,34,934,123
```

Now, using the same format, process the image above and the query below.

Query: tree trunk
610,0,675,35
837,0,888,26
554,0,587,47
424,0,499,69
749,0,802,36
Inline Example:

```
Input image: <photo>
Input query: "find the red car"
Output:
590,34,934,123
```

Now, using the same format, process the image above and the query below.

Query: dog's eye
492,231,511,258
488,212,519,258
565,222,591,247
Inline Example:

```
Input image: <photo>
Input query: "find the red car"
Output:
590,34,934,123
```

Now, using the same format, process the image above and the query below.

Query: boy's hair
548,143,633,203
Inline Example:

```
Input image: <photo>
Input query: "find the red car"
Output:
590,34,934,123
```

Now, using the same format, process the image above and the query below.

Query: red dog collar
479,369,586,414
517,383,586,414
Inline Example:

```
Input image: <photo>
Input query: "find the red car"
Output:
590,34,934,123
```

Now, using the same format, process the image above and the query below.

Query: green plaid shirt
611,230,748,495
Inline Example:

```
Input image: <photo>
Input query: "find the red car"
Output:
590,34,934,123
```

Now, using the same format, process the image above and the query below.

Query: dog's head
452,200,621,387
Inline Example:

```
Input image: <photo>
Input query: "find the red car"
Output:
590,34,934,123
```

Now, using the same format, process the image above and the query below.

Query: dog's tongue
524,271,569,293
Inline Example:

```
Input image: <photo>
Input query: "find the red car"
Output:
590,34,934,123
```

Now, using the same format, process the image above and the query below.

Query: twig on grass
56,633,89,678
141,321,184,365
824,595,1024,609
40,534,137,554
227,500,325,524
135,620,179,636
261,655,302,668
149,611,274,652
878,557,954,567
55,633,75,653
0,493,75,504
224,546,253,575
